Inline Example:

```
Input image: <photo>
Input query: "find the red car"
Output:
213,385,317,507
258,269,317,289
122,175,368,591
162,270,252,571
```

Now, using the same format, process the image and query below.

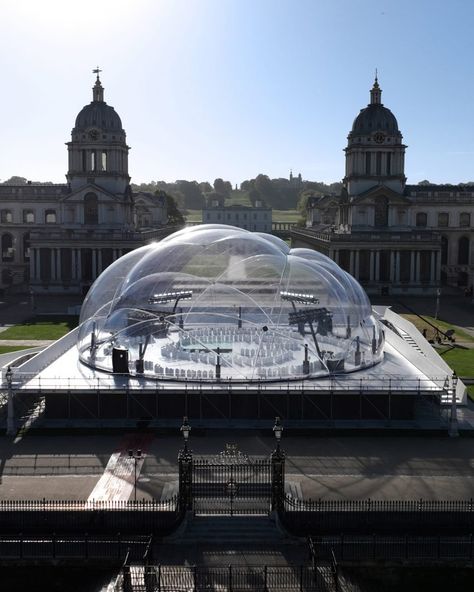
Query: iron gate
192,445,272,515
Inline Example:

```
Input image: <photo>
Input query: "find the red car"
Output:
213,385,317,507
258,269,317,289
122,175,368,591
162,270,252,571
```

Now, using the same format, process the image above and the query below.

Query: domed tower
344,76,406,196
66,69,130,194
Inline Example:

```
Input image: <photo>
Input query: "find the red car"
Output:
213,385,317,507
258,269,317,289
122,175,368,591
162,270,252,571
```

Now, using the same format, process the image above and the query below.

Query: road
0,432,473,501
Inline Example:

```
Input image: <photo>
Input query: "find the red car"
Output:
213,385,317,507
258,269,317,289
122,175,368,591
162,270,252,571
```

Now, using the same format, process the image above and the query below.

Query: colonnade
330,248,441,285
29,247,124,283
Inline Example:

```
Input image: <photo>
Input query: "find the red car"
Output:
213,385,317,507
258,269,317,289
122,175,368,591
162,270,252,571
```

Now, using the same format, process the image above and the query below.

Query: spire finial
92,67,104,102
93,66,102,81
370,72,382,105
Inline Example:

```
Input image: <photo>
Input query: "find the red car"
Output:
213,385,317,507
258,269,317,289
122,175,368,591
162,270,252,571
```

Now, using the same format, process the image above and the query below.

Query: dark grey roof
351,104,399,135
74,101,123,132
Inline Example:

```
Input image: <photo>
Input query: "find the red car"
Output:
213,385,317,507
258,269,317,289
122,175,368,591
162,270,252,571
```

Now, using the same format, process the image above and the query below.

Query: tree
158,191,185,225
176,180,203,209
213,178,229,196
2,176,28,185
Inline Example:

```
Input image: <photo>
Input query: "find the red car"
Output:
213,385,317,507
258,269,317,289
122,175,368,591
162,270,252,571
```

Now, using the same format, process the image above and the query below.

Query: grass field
400,314,474,344
185,208,303,224
0,316,78,340
0,345,32,354
437,347,474,376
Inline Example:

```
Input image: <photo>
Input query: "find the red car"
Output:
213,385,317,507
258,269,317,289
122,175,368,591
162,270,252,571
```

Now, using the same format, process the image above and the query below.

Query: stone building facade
202,200,272,232
295,77,473,295
0,73,168,295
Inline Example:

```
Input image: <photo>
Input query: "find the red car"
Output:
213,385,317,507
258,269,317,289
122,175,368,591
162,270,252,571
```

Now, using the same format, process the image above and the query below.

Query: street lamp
128,448,142,501
178,417,193,511
6,366,15,436
271,416,285,511
180,416,191,453
273,416,283,453
449,372,459,437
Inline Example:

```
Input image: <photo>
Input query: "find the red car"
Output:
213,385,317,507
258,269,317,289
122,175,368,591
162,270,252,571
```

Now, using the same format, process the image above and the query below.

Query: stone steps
173,514,288,545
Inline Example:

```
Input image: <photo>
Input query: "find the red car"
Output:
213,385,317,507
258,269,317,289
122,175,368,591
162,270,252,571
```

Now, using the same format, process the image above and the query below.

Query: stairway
173,514,288,545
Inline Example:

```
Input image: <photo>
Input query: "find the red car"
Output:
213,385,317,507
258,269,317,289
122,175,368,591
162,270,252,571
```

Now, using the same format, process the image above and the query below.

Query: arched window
101,151,107,171
460,212,471,227
45,210,56,224
416,212,427,227
23,210,35,223
1,210,13,223
441,236,448,265
23,233,30,261
84,193,98,225
1,234,14,262
458,236,470,265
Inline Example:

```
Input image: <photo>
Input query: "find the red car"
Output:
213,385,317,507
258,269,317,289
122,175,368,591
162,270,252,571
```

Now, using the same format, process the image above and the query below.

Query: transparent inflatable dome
77,225,384,382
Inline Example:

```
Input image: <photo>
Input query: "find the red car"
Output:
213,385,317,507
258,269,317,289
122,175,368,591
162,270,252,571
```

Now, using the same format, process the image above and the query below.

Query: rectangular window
438,212,449,227
365,152,371,175
376,152,382,175
460,212,470,227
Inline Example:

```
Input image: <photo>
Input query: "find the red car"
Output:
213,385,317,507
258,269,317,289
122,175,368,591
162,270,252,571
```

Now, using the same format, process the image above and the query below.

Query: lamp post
178,416,193,511
6,366,15,436
448,372,459,437
271,417,285,511
128,448,142,501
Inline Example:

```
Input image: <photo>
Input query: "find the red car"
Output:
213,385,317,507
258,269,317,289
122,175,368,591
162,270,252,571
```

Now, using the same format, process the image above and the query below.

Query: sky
1,0,474,187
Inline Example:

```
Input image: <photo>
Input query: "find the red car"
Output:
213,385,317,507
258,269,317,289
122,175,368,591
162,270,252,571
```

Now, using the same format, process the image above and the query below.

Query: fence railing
117,564,321,592
0,533,150,562
311,534,474,563
0,497,183,535
5,372,450,393
281,495,474,536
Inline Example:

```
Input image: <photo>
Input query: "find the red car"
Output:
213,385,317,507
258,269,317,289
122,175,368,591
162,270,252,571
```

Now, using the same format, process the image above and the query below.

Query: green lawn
467,385,474,402
185,208,302,225
0,316,79,340
401,314,474,343
438,347,474,376
0,345,32,354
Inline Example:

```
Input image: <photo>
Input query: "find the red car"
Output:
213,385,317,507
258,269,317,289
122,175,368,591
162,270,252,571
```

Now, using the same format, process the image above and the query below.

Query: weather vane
93,66,102,79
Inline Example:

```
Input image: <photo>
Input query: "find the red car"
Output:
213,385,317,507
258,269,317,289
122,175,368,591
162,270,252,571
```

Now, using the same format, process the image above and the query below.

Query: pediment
352,185,411,206
60,183,123,203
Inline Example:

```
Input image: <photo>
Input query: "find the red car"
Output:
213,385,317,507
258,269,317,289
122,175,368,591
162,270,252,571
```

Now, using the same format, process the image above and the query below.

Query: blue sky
1,0,474,187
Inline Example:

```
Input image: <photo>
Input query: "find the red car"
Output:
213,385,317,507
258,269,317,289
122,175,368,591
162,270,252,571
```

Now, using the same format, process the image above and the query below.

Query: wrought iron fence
117,564,320,592
0,497,182,535
311,534,474,563
0,533,149,562
281,495,474,536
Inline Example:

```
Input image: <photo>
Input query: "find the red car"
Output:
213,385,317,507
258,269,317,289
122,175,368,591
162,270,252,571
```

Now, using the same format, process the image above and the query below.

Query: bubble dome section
77,226,384,382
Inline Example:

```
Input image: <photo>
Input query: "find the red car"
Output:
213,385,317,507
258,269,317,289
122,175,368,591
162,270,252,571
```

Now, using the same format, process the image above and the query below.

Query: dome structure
77,226,384,382
73,75,123,132
351,104,399,135
349,76,400,137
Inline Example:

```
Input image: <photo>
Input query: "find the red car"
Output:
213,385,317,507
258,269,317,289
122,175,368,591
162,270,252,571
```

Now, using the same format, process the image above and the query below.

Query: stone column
354,251,360,278
410,251,415,283
349,251,354,276
390,251,395,283
77,249,82,281
92,249,97,279
71,250,76,280
51,249,56,280
375,251,380,282
35,249,40,281
98,249,103,275
415,251,421,283
369,251,375,282
30,248,35,280
395,251,400,283
56,249,61,282
430,251,436,285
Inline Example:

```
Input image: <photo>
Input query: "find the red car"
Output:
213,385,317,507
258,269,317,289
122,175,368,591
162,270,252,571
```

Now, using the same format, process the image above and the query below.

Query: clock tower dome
344,76,406,196
66,69,131,194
